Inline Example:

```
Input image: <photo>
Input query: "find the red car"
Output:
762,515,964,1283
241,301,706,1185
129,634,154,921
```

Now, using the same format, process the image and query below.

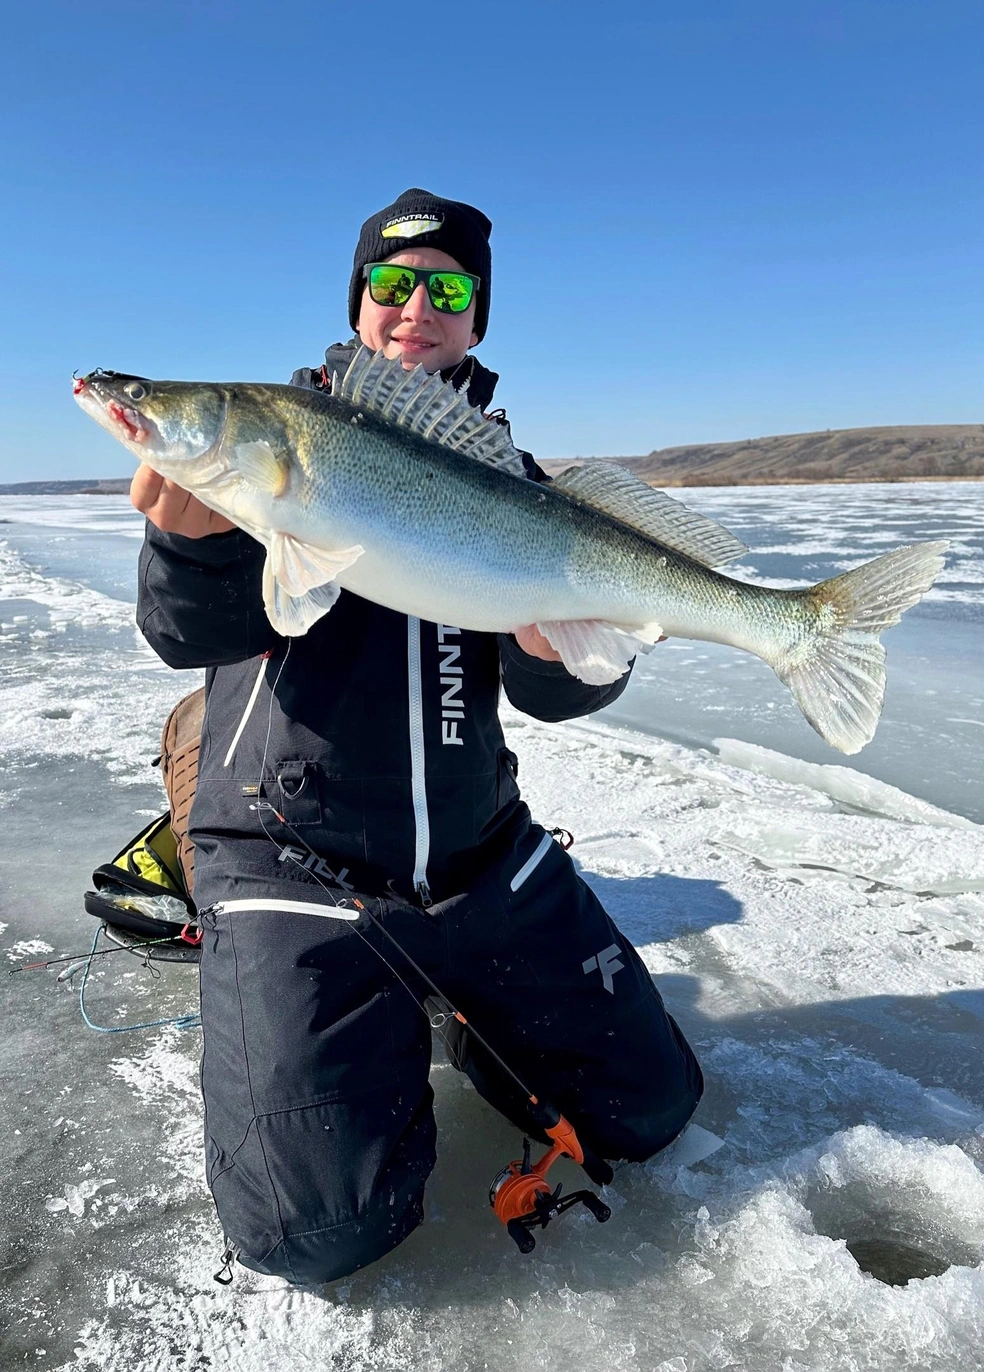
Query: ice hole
801,1127,984,1288
842,1237,951,1286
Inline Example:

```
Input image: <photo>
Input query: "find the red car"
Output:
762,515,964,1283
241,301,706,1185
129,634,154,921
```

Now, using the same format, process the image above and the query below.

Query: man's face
356,247,480,373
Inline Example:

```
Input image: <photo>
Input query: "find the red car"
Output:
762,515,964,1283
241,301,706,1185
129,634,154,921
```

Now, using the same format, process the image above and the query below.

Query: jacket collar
325,340,499,413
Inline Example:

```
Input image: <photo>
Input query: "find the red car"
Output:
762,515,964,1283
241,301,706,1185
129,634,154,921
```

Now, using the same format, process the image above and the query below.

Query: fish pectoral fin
234,440,291,495
551,463,747,567
535,619,660,685
262,536,365,637
614,620,665,650
268,533,364,597
262,565,342,637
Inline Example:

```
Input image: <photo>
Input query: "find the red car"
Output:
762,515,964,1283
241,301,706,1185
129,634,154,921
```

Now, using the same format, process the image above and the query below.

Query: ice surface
0,532,200,789
1,490,982,1371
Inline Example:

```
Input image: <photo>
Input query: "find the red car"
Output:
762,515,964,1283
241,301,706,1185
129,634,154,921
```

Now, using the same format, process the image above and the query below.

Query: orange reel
489,1109,612,1253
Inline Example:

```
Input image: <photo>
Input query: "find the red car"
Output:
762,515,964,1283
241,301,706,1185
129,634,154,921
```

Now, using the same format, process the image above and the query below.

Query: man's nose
401,283,435,322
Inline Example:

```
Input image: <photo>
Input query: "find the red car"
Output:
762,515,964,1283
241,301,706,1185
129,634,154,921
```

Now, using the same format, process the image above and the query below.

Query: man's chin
392,344,443,372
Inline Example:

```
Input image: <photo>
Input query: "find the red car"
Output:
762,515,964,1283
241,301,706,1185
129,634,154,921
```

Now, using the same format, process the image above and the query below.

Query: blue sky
1,0,981,481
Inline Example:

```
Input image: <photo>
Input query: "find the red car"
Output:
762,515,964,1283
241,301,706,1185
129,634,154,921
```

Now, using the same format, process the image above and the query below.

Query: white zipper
223,652,271,768
407,616,432,904
509,831,555,892
212,898,358,921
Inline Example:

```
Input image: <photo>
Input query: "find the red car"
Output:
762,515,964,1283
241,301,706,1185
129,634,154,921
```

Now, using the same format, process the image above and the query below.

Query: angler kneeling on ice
98,191,707,1283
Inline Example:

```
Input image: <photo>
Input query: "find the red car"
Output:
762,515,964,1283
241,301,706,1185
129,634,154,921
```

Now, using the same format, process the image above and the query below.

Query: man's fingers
129,464,165,514
130,467,232,537
514,625,563,662
147,480,193,530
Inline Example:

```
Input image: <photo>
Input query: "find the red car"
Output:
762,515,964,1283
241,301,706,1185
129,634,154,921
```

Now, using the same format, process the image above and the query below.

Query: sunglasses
364,262,480,314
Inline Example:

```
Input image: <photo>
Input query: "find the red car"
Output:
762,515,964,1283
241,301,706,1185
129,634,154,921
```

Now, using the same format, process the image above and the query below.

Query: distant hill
3,424,984,495
541,424,984,485
0,478,131,495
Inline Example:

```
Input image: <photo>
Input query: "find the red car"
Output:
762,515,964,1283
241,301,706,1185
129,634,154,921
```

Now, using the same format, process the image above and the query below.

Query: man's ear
469,331,479,348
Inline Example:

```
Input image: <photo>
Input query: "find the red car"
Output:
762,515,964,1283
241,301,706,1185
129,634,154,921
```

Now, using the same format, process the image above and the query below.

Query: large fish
74,348,947,754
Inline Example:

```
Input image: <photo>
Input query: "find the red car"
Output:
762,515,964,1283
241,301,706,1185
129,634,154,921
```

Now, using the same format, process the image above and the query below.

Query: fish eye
124,381,148,402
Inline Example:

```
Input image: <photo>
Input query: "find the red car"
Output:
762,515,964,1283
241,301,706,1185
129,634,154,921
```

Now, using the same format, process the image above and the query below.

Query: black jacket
137,343,631,903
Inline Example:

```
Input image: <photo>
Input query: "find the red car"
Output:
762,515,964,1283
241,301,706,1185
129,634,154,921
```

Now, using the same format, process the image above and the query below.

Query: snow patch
6,938,54,962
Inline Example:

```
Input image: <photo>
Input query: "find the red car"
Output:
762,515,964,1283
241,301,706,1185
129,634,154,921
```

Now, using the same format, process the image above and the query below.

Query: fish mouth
73,372,158,448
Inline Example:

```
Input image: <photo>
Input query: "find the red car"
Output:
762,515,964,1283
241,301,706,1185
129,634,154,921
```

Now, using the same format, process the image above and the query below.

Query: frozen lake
1,486,982,1371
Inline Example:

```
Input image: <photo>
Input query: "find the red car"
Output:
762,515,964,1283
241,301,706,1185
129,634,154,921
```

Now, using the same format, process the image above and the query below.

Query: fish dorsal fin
334,346,528,478
551,462,748,567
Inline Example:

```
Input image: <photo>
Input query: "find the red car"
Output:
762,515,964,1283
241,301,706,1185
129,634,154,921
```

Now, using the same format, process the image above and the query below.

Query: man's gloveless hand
513,624,564,662
130,464,236,537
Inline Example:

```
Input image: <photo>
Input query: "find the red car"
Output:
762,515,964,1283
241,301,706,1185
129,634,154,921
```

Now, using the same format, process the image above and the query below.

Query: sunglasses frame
363,262,481,314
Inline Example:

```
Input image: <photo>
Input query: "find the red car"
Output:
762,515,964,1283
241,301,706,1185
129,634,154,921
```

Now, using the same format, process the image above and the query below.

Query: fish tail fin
775,540,948,754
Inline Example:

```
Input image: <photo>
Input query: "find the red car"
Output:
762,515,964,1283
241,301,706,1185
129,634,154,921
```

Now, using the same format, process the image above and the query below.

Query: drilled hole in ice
843,1237,951,1286
806,1175,982,1289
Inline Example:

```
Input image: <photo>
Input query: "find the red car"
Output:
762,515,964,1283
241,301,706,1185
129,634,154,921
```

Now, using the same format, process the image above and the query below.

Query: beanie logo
381,213,444,239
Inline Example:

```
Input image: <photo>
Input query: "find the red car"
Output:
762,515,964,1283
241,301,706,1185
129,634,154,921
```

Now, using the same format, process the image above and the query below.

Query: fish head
73,371,227,483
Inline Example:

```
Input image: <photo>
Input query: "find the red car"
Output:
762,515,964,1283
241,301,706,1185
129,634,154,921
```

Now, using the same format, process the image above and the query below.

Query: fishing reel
489,1101,613,1253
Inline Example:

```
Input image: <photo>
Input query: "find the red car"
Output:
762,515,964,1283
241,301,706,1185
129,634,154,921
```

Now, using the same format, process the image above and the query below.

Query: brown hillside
540,424,984,486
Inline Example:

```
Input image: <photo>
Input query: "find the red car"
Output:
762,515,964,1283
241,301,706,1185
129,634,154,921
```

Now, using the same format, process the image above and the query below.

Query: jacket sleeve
137,521,276,669
497,633,633,722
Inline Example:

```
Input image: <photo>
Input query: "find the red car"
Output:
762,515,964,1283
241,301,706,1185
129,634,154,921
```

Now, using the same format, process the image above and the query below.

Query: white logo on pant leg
582,943,625,994
278,844,354,891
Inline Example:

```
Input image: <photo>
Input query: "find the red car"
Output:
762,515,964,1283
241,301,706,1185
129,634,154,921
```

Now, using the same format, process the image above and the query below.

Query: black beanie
348,188,493,343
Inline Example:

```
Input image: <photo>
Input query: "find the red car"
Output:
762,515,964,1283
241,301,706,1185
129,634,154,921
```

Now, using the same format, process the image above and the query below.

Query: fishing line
77,923,201,1034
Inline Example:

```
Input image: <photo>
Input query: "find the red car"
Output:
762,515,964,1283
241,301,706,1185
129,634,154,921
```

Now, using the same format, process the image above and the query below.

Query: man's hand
514,624,668,664
514,625,563,662
130,465,236,538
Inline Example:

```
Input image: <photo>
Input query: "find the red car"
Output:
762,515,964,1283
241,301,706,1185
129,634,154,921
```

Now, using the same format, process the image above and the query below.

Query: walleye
74,349,947,754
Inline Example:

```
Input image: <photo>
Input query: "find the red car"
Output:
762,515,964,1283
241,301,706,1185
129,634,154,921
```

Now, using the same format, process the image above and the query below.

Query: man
133,189,703,1285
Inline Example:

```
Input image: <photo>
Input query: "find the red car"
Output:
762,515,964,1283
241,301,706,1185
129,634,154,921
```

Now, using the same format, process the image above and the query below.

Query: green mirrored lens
428,272,474,313
369,265,416,307
367,264,477,314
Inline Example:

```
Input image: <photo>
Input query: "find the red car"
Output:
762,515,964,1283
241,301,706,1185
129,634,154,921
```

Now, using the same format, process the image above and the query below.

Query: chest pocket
276,761,324,827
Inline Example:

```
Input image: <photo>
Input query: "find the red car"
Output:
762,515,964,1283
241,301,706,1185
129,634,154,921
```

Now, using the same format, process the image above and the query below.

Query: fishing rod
245,812,614,1252
241,644,613,1254
7,932,195,976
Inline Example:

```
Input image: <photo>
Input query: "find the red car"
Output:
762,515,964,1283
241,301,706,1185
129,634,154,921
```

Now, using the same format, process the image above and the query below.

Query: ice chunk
44,1179,115,1218
714,738,977,830
659,1123,726,1168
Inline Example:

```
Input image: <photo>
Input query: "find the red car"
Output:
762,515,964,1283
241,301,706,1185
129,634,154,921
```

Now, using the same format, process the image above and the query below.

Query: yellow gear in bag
86,811,195,940
84,688,205,943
